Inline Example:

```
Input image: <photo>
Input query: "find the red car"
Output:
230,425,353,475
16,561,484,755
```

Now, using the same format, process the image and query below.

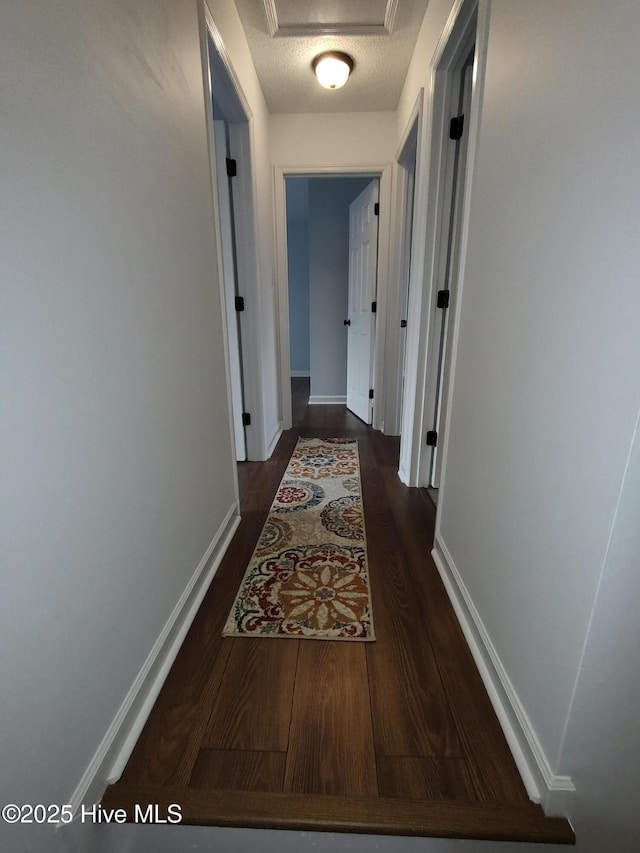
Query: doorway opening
399,0,481,493
203,12,262,461
210,86,248,461
275,165,392,435
393,93,422,438
283,174,380,425
426,38,476,493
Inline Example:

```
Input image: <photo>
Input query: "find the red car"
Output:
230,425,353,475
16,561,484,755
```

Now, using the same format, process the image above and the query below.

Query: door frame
274,164,392,431
428,44,475,489
346,179,380,424
387,89,424,438
200,4,265,461
212,118,247,461
398,0,490,486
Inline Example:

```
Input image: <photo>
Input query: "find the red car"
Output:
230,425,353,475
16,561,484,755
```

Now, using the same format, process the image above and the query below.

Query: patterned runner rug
223,437,374,641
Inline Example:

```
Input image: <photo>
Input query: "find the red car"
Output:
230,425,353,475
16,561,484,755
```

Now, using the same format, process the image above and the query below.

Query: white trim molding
387,89,423,443
384,0,399,34
65,504,240,818
263,0,279,37
432,536,576,817
308,395,347,405
264,0,398,37
204,6,252,120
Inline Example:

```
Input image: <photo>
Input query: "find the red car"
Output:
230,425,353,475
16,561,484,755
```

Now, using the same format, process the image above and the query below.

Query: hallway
102,381,572,844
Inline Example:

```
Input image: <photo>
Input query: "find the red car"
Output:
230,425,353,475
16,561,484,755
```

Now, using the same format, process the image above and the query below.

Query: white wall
308,178,371,401
556,410,640,851
205,0,281,455
270,112,397,167
439,0,640,767
0,1,238,851
396,0,640,849
397,0,458,130
285,180,310,375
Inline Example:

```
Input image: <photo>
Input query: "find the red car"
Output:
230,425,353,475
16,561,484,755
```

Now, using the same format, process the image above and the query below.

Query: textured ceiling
233,0,430,114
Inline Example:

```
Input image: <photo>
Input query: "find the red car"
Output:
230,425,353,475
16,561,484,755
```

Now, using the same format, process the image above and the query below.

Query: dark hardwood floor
102,380,574,844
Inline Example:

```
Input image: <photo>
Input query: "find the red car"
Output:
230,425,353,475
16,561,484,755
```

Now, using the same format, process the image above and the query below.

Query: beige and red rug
223,437,374,641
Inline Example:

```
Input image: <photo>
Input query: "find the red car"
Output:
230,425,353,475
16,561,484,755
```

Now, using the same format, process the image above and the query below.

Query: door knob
344,319,351,326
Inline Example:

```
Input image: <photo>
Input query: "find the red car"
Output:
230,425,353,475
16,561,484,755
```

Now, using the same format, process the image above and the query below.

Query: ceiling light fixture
312,51,354,90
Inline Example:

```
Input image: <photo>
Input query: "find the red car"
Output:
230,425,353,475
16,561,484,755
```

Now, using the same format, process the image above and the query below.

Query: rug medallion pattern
223,438,374,641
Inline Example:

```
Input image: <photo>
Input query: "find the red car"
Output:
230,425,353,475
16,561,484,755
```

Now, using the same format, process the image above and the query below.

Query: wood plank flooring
103,380,574,844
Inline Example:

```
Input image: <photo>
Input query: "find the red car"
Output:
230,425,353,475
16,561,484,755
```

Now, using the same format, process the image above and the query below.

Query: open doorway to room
275,165,392,435
392,92,423,440
203,12,262,462
424,38,476,496
210,85,248,461
284,175,379,424
399,0,480,497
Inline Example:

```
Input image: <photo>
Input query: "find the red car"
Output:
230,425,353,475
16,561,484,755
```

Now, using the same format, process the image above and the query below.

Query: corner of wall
432,536,576,817
67,504,240,814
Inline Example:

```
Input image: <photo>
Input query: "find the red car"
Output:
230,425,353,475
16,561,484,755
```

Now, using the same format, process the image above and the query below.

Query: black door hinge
234,296,245,312
374,202,379,216
242,412,251,427
226,157,237,177
437,289,450,309
400,319,407,328
368,389,374,400
371,301,377,313
449,115,464,140
426,430,438,447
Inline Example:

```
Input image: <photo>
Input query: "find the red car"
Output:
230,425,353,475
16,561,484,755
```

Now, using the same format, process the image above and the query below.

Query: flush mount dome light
312,51,354,90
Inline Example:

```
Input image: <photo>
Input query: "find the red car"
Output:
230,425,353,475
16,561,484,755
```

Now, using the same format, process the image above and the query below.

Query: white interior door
346,180,379,424
213,119,246,461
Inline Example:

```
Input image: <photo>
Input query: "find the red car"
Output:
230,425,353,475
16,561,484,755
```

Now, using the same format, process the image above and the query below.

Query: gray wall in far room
286,178,310,376
308,177,371,401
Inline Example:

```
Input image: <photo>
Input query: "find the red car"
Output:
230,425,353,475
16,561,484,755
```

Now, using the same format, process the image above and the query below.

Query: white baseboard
308,395,347,405
66,503,240,818
266,425,283,459
290,370,310,378
432,536,576,818
397,461,410,486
